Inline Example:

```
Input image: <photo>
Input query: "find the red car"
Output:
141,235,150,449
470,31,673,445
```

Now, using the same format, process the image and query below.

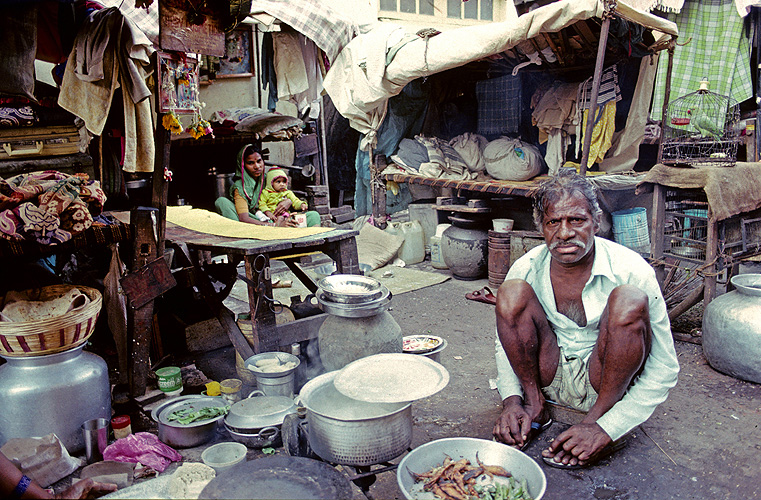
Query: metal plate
318,274,383,303
333,353,449,403
153,396,228,427
199,456,353,499
403,335,444,354
397,438,546,500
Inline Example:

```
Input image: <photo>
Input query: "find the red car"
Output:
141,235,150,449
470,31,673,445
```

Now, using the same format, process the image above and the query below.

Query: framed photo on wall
217,27,254,78
157,52,199,114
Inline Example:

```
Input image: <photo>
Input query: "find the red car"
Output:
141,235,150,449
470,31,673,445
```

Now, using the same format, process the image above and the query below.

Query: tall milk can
0,345,111,452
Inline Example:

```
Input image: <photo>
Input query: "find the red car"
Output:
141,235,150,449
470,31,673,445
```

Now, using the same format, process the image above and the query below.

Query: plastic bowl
397,437,546,500
201,442,247,473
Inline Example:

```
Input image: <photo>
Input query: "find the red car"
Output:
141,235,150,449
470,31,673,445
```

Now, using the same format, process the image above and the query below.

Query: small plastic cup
220,378,243,405
492,218,514,232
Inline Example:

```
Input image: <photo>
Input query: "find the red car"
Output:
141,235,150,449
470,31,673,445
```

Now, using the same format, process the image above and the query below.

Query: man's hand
493,396,534,448
55,478,117,499
273,199,293,217
541,422,612,467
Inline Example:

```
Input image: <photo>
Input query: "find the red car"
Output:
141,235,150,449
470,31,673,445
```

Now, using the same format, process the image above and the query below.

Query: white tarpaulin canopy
323,0,678,151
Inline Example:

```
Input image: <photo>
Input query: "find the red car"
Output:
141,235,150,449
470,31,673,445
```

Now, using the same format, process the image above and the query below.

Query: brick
332,211,355,224
306,185,329,196
330,205,353,216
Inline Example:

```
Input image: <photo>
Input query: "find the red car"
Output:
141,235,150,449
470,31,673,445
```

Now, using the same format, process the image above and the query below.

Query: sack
103,244,128,378
449,133,488,172
483,137,547,181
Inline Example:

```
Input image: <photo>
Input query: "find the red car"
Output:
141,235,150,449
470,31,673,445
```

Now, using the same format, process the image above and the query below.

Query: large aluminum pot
298,371,412,466
151,395,227,448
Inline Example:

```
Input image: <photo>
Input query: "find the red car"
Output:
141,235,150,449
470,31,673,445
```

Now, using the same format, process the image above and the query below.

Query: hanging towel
651,0,752,121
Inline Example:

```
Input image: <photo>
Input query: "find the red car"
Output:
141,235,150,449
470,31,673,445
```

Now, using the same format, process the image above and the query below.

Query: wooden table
164,223,360,359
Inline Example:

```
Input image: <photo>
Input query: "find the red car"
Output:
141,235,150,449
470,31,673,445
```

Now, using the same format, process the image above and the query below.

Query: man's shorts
541,346,598,412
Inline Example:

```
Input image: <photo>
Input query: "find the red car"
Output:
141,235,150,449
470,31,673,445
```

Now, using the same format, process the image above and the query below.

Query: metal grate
660,79,740,167
663,189,709,263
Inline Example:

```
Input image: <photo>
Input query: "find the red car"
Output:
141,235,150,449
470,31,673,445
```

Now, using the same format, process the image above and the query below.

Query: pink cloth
102,432,182,472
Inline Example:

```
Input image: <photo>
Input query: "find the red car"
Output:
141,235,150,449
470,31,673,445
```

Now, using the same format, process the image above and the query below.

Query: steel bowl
151,395,228,449
317,274,384,304
397,437,546,500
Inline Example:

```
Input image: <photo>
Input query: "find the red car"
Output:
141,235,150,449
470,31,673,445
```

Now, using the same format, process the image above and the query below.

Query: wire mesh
660,80,740,167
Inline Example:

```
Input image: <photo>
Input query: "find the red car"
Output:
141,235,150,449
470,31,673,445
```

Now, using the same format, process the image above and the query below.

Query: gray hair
532,170,602,230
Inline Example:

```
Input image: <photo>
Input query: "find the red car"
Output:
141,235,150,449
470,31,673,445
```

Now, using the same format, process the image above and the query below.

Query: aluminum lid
225,394,297,430
332,353,450,403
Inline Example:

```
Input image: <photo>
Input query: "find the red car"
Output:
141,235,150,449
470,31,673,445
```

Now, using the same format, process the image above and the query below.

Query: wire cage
660,79,740,167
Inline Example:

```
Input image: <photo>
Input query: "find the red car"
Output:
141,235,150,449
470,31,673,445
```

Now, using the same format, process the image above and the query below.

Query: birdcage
660,79,740,167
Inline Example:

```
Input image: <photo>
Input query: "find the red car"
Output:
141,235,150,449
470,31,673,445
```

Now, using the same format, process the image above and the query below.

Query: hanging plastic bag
102,433,182,472
103,243,128,382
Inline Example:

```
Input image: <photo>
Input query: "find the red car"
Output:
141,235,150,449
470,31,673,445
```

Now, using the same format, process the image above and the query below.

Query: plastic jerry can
398,220,425,265
430,235,447,269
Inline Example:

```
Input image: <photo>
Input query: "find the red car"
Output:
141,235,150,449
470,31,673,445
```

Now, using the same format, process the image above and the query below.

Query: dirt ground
78,249,761,500
180,257,760,500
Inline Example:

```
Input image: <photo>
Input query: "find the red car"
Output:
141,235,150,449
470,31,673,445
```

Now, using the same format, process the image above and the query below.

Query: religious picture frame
216,27,254,78
157,52,200,114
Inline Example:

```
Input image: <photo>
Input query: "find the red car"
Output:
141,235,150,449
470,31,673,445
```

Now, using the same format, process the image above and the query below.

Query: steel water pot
0,344,111,452
702,273,761,383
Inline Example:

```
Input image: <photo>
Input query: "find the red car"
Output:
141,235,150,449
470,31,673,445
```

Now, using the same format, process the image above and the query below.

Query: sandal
541,437,628,469
465,286,497,305
521,419,553,451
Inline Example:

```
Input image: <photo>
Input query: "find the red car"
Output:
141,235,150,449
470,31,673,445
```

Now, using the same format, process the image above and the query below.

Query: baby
257,168,307,224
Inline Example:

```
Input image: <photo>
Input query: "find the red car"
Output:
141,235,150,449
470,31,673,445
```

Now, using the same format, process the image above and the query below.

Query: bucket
611,207,650,254
244,352,300,399
488,230,511,288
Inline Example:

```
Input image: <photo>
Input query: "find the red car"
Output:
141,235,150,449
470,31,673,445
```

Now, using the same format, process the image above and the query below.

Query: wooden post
579,14,611,175
128,207,158,397
657,41,676,165
651,184,666,286
152,125,170,257
371,153,388,229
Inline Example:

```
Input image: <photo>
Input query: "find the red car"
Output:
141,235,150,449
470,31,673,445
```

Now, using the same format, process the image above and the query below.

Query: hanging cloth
651,0,752,121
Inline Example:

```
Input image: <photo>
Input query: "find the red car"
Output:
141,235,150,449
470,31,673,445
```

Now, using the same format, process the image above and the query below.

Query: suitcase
0,125,81,160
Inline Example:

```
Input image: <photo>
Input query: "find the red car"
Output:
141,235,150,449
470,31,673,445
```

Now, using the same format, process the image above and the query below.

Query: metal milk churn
0,345,111,452
702,274,761,383
315,275,401,372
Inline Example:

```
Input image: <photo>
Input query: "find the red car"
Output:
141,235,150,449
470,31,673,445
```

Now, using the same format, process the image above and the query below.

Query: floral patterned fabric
0,171,106,245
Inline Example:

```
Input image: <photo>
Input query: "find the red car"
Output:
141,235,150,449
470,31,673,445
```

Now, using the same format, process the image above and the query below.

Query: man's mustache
549,239,586,250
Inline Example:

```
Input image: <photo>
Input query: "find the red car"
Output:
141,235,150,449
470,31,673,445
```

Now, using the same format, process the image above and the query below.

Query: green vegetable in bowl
167,405,230,425
474,476,533,500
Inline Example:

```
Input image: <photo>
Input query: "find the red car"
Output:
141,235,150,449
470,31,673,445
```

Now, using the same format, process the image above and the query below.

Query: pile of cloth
0,171,106,245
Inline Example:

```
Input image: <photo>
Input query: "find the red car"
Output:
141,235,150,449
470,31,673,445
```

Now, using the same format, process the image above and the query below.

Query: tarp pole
656,40,675,165
579,14,611,175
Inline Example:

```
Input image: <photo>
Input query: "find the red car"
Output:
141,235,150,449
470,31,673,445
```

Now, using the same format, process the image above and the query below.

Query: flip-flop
465,286,497,305
541,437,628,469
520,419,553,451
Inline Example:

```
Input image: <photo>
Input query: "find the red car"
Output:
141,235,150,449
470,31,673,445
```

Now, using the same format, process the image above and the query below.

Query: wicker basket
0,285,102,357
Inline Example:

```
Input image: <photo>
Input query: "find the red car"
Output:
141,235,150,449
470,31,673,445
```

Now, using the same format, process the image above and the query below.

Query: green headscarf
230,144,264,210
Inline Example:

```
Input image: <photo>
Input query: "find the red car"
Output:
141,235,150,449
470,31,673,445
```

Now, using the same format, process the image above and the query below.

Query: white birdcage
660,79,740,167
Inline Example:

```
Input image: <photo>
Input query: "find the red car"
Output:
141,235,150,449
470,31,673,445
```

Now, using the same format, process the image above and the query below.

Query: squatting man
493,170,679,468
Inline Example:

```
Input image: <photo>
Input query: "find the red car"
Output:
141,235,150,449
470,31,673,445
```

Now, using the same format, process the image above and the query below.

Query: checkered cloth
250,0,357,63
97,0,158,45
476,74,522,136
651,0,752,120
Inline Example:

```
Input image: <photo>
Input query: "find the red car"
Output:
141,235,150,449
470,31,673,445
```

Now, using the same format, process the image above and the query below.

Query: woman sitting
214,144,320,227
